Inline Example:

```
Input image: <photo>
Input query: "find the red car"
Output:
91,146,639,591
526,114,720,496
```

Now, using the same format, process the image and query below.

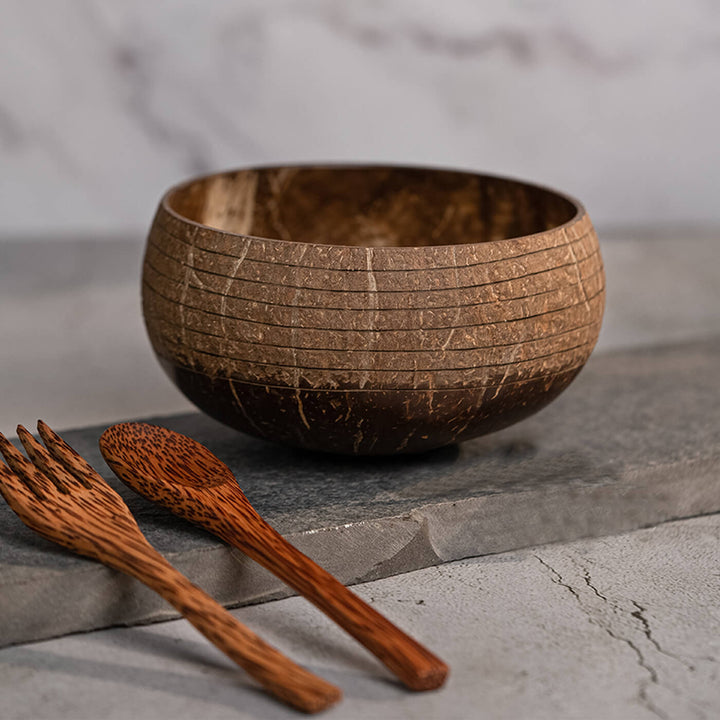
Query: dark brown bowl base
161,357,581,455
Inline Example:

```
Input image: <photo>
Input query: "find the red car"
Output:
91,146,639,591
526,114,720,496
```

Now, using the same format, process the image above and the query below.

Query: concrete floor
1,515,719,720
0,231,719,719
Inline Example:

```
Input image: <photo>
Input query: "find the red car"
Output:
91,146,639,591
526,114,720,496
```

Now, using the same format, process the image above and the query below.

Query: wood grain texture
0,423,341,714
142,165,605,454
99,422,449,692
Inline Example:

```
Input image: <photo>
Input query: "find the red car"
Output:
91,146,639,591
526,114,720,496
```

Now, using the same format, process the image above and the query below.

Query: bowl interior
165,166,578,248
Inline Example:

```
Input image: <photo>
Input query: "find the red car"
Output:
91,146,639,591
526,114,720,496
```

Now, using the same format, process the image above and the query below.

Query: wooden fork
0,424,342,714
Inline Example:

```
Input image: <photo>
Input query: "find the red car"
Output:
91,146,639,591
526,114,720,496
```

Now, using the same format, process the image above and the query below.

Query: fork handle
222,518,448,691
108,545,341,714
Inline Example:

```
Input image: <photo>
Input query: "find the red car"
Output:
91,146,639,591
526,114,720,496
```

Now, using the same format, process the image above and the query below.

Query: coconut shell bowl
142,165,605,455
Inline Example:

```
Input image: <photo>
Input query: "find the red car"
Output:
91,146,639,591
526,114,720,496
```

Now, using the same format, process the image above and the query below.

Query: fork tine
17,425,76,493
0,432,54,499
37,420,96,489
0,460,38,510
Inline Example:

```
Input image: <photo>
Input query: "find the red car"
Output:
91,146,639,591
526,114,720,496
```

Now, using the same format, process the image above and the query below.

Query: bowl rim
159,162,587,252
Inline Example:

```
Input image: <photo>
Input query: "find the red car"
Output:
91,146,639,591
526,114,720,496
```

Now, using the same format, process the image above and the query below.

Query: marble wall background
1,0,719,240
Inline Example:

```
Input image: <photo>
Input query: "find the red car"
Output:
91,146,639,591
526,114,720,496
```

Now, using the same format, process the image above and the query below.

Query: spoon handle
110,543,342,714
222,515,448,691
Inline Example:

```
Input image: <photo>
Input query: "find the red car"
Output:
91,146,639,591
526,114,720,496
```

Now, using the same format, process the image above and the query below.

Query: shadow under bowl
142,164,605,455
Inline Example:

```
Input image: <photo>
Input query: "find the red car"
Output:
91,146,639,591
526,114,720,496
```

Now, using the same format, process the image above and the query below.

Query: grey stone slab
2,234,720,433
1,338,720,647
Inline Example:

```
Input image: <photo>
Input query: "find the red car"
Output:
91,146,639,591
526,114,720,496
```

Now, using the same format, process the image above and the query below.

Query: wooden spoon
99,422,448,692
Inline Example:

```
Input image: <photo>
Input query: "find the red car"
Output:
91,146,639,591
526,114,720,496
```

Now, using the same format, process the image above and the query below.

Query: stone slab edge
2,453,718,648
